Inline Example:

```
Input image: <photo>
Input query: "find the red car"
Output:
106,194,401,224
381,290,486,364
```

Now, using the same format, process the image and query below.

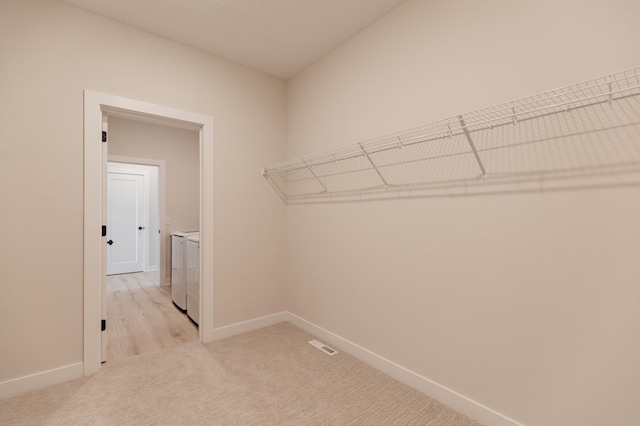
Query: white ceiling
61,0,407,80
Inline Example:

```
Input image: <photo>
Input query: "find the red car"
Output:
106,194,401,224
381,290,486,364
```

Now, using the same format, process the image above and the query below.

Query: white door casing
101,114,108,363
106,172,145,275
109,160,163,278
84,90,215,376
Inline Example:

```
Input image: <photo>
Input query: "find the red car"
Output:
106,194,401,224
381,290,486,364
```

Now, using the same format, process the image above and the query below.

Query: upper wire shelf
263,67,640,203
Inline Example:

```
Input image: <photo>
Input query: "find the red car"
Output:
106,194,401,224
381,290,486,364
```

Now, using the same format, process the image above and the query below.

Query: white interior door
107,172,145,275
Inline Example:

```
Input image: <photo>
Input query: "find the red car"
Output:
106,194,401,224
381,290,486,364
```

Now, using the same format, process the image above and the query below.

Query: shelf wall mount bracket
359,143,389,187
457,115,488,180
304,159,329,193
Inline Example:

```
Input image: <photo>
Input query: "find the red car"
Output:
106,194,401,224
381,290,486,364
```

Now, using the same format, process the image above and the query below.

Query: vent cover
308,339,338,356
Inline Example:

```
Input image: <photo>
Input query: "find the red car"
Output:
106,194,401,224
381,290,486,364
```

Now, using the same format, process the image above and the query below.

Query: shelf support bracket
360,143,389,187
457,115,487,179
303,159,328,193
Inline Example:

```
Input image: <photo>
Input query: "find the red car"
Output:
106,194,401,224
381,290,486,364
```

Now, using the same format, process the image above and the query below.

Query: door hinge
102,131,107,142
101,319,106,331
102,225,107,237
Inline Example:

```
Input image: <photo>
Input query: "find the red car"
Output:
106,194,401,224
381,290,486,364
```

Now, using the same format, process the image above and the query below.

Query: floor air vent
308,340,338,356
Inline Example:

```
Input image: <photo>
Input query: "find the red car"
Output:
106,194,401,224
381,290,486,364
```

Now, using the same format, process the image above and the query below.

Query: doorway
107,161,162,278
108,156,167,285
106,166,148,276
105,123,198,362
83,90,215,376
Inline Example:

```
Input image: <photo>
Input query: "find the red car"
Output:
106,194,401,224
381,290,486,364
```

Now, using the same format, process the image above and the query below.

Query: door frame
106,170,145,275
84,90,215,376
109,158,165,280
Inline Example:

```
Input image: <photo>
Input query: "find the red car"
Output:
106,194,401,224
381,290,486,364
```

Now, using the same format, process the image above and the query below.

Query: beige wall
108,117,200,281
0,0,286,382
3,0,639,422
286,0,640,425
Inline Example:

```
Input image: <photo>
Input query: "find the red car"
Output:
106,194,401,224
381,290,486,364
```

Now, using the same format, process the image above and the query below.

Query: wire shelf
263,67,640,203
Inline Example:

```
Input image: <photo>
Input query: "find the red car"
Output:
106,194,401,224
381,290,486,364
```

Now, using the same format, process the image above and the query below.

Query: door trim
83,90,215,376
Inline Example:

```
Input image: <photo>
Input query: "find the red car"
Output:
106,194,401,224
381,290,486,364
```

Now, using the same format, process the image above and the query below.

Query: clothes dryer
186,233,200,324
171,230,197,310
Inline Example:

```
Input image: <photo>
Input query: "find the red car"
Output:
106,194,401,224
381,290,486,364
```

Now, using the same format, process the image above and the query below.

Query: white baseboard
0,312,288,400
1,312,521,426
0,362,83,400
286,312,523,426
212,311,288,341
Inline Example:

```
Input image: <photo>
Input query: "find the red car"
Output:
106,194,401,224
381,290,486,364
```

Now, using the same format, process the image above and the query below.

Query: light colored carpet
0,323,482,425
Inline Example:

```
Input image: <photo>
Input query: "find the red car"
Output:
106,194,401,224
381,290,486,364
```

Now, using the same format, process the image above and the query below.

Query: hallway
106,272,198,363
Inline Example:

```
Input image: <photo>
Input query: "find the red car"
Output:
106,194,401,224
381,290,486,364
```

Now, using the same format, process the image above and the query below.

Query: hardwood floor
106,271,198,363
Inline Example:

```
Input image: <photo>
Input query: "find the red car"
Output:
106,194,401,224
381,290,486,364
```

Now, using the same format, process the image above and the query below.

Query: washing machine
171,230,197,310
186,233,200,324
